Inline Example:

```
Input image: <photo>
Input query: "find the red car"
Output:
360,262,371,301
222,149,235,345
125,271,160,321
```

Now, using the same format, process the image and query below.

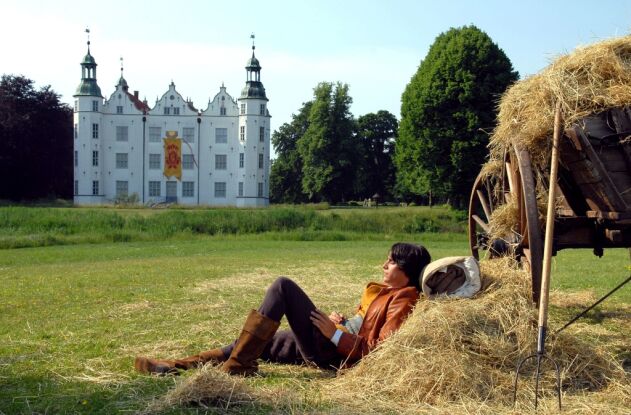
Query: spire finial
250,32,255,51
120,56,124,77
85,27,91,51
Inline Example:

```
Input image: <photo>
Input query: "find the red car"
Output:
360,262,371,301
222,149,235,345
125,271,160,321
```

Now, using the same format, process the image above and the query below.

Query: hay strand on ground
141,365,258,414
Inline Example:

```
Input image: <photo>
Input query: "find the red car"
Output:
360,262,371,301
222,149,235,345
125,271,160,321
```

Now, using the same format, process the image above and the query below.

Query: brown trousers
221,277,342,369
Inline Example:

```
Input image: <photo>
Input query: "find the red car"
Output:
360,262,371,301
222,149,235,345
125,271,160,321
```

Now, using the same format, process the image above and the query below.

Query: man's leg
257,277,339,367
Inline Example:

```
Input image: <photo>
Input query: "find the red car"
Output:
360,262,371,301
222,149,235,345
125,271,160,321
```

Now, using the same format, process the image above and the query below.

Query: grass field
0,206,628,413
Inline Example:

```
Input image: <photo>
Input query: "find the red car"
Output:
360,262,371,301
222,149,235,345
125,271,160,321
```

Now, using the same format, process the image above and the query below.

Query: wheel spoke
506,161,515,193
472,214,490,232
476,190,492,220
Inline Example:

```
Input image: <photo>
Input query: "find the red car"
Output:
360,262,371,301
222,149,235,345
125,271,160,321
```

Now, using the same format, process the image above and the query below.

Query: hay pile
490,34,631,162
141,366,258,414
144,258,631,414
323,258,630,414
146,259,629,414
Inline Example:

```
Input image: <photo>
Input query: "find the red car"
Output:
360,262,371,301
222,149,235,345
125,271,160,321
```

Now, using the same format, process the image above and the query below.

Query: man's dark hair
390,242,431,291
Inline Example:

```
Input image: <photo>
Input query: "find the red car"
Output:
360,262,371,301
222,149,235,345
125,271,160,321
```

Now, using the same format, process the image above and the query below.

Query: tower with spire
72,32,270,207
237,33,271,207
73,28,105,204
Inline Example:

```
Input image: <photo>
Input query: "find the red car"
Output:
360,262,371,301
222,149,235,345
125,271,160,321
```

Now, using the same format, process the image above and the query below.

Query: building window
149,127,162,142
74,100,78,111
74,150,78,167
220,106,226,116
182,154,194,170
92,100,99,111
215,128,228,144
240,126,245,141
239,152,244,168
116,126,128,142
238,181,243,197
74,124,78,138
260,104,265,115
116,153,128,169
149,153,161,169
183,127,195,143
214,182,226,198
259,126,264,142
215,154,227,170
258,182,264,197
74,180,78,195
149,181,161,197
240,103,245,114
173,107,180,115
92,180,99,195
258,153,264,169
164,107,170,115
92,150,98,166
116,105,123,114
116,180,128,197
92,123,99,139
182,181,194,197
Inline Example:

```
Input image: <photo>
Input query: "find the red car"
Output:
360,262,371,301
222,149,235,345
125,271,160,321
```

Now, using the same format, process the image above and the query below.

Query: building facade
73,40,271,206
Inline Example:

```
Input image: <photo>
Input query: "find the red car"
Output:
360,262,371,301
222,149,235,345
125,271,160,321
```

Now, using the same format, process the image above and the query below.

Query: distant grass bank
0,205,466,248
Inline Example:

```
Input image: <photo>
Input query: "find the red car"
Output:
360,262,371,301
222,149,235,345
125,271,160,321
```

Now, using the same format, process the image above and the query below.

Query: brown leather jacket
336,283,419,363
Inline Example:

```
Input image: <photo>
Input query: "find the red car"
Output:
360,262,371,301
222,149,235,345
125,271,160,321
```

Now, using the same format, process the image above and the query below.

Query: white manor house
73,39,271,207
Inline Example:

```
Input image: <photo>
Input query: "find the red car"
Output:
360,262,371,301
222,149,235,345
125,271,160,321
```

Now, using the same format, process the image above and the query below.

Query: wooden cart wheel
468,145,543,303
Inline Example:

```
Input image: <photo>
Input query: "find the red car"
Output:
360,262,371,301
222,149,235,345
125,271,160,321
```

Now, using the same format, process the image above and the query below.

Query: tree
0,75,73,200
298,82,358,203
356,110,398,201
396,25,518,207
269,101,312,203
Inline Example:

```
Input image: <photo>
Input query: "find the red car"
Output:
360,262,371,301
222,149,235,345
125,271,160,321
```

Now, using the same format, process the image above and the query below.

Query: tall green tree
396,25,518,207
298,82,358,203
269,101,312,203
0,75,73,200
356,110,398,200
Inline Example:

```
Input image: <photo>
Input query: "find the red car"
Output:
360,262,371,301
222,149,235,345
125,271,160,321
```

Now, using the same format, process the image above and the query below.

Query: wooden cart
468,107,631,303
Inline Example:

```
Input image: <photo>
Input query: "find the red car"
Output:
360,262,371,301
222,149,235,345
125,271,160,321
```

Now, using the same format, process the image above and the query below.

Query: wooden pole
537,103,562,352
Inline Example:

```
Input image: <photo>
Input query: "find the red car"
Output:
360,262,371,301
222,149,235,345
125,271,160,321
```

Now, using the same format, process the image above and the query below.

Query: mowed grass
0,216,628,412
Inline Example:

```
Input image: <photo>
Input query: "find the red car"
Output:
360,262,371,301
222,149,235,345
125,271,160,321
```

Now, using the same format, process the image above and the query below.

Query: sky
2,0,631,141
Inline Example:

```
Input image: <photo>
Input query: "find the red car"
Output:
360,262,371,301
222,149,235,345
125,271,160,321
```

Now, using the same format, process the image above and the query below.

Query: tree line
270,83,398,204
0,75,73,200
271,25,518,207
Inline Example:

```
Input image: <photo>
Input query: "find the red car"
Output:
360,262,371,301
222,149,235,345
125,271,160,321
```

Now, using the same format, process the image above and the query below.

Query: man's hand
310,309,337,339
328,311,345,324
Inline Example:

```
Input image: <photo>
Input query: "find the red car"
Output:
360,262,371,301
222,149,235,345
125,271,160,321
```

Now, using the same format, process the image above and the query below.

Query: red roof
126,91,150,112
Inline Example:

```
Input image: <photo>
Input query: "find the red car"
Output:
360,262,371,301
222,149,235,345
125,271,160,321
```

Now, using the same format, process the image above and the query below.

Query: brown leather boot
134,348,228,375
222,309,280,376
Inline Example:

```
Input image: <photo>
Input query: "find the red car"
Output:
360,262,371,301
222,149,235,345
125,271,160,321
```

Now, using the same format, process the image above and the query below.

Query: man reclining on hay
135,243,478,376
